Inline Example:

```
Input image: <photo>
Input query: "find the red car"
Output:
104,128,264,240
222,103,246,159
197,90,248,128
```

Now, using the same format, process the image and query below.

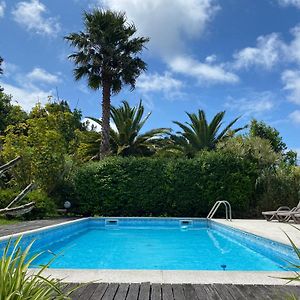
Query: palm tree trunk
100,80,111,159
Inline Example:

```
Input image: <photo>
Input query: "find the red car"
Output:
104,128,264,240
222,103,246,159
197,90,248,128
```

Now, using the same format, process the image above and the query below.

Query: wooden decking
68,283,300,300
0,218,77,237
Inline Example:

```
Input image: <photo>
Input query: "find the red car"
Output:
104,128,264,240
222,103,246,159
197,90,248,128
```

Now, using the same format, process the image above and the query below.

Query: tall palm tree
171,110,245,157
65,9,149,158
89,100,170,156
0,56,3,92
0,56,3,75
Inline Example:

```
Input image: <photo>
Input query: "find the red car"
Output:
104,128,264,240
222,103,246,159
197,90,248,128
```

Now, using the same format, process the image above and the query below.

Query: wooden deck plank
172,284,185,300
89,283,109,300
102,283,119,300
260,285,298,300
114,283,129,300
213,284,244,300
77,283,99,300
233,285,264,300
68,283,300,300
138,282,151,300
69,284,89,300
194,284,220,300
161,284,173,300
277,285,300,298
151,283,161,300
183,284,199,300
126,283,140,300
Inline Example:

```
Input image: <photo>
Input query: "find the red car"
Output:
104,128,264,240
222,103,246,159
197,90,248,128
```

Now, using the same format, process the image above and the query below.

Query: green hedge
73,152,257,217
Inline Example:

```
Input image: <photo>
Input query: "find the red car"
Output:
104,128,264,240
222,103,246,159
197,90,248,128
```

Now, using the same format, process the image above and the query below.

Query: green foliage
65,9,149,94
24,189,56,219
75,129,101,162
0,91,27,136
73,153,256,217
249,119,287,153
0,188,19,208
1,101,83,193
0,236,76,300
88,101,170,157
65,9,149,157
0,188,56,219
171,110,246,157
255,166,300,214
217,136,280,168
2,119,66,192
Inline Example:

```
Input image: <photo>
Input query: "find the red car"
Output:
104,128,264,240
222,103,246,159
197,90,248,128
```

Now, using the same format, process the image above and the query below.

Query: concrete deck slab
34,269,299,285
213,219,300,246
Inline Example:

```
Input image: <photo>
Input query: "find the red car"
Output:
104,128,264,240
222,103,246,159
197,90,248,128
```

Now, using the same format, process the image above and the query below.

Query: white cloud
136,72,183,93
99,0,219,57
26,67,60,84
281,69,300,104
1,82,52,111
225,91,275,117
83,117,117,132
205,54,217,64
233,33,282,70
12,0,60,36
169,56,239,84
0,1,6,18
277,0,300,8
284,25,300,64
289,110,300,123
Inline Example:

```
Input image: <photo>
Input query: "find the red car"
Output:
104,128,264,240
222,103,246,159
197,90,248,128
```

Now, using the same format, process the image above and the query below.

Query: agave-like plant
171,110,245,157
0,236,77,300
89,100,170,157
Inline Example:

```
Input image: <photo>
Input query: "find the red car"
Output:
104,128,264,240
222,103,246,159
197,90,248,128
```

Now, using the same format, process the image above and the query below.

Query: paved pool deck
213,218,300,246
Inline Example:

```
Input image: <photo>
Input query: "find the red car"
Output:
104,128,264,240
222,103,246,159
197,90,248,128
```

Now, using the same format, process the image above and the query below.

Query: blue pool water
0,218,297,271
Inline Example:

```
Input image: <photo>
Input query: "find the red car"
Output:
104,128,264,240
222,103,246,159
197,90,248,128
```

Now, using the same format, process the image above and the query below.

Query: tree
65,9,149,159
0,56,3,75
249,119,297,165
0,91,27,136
1,101,84,192
0,56,4,92
172,110,245,157
249,119,286,153
89,100,170,157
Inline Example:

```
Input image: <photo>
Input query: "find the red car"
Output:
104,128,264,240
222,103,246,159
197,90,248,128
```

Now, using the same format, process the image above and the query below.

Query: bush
0,188,19,208
255,166,300,214
73,153,257,217
23,189,57,219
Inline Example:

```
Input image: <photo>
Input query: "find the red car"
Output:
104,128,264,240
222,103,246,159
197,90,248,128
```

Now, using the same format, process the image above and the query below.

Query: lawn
0,217,20,226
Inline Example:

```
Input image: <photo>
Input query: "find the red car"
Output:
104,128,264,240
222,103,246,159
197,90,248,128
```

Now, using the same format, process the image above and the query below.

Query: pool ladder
207,200,232,221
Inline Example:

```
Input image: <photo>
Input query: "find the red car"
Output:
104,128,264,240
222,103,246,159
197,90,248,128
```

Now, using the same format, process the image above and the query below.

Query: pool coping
1,217,300,285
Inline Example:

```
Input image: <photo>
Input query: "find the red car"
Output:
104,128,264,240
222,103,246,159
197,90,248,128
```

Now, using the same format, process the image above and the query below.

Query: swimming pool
0,218,297,271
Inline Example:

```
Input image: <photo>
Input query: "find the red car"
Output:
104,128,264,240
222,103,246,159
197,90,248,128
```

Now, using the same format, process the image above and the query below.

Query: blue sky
0,0,300,153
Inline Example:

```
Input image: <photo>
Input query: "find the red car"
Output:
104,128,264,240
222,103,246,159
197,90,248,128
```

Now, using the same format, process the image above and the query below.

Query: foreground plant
0,236,76,300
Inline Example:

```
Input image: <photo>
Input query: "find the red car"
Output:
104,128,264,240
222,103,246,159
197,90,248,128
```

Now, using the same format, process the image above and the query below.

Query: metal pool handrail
207,200,232,221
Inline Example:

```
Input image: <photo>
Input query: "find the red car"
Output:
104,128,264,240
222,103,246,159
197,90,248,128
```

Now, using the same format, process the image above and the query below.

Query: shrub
0,236,77,299
73,153,257,217
23,189,57,219
255,166,300,215
0,188,19,208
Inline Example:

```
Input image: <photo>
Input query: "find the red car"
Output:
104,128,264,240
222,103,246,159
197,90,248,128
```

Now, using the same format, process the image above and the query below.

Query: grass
0,217,20,225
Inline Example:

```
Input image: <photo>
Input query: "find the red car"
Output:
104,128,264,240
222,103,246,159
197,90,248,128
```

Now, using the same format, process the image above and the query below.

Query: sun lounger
262,206,292,221
275,207,300,223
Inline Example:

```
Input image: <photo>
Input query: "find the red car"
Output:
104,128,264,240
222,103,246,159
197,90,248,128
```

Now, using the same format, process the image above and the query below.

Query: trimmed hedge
73,152,257,217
